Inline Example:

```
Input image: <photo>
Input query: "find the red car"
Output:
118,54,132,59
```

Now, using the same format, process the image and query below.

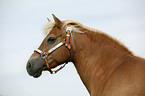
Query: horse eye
47,37,56,44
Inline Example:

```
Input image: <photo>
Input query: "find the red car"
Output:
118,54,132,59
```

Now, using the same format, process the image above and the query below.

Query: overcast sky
0,0,145,96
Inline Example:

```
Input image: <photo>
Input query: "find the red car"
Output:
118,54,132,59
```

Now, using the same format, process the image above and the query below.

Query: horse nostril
27,62,32,69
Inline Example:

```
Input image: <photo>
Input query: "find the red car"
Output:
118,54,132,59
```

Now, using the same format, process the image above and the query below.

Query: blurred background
0,0,145,96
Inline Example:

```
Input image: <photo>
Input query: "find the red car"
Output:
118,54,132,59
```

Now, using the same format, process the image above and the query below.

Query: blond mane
43,19,103,35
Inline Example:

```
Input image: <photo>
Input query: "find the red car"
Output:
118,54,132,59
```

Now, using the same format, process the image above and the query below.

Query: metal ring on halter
41,52,47,59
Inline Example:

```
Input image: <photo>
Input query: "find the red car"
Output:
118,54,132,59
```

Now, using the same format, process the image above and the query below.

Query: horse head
26,14,72,78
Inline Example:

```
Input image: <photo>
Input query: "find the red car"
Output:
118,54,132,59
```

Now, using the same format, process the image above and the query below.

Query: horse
26,14,145,96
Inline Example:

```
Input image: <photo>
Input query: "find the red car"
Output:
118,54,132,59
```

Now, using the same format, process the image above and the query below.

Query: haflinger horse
26,14,145,96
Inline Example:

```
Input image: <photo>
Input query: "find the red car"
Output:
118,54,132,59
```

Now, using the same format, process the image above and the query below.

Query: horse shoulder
102,55,145,96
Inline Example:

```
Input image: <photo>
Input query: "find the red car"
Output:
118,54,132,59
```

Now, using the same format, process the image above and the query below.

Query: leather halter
34,24,72,74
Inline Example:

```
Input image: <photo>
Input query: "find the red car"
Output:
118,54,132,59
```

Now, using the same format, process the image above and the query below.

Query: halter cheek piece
34,24,72,74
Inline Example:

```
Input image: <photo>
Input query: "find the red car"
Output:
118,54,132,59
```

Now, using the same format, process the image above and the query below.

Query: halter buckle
66,26,72,32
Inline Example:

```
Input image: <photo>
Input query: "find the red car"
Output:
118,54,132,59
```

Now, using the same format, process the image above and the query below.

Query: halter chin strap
34,24,72,74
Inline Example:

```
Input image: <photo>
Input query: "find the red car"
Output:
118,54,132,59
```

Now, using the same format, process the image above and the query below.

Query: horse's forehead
44,23,67,36
46,27,64,38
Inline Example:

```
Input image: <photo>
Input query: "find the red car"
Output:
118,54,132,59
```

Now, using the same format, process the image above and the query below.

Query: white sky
0,0,145,96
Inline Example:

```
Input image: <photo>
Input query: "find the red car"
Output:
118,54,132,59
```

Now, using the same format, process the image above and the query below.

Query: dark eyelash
47,37,56,44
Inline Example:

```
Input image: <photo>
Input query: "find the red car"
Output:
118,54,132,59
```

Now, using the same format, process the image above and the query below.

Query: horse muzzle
26,57,45,78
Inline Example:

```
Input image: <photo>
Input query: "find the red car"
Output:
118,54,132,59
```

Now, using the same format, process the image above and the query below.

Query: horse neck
70,27,132,93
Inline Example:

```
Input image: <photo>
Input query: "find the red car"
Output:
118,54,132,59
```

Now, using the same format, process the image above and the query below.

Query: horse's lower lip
33,69,42,78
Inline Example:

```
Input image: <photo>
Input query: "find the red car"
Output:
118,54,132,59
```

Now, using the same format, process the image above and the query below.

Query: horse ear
52,14,62,28
47,18,51,22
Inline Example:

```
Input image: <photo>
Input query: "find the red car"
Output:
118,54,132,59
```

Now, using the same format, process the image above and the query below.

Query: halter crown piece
34,24,72,74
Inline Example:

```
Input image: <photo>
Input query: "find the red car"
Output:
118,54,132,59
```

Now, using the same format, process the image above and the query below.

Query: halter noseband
34,24,72,74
